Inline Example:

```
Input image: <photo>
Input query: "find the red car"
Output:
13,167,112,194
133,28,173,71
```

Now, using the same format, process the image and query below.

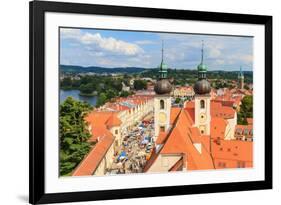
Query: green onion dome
160,62,168,70
197,63,208,72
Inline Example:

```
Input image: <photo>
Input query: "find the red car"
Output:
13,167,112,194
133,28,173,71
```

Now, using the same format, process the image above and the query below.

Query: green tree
133,80,147,90
105,89,117,99
61,77,73,89
112,80,123,92
175,97,181,104
59,97,92,176
237,95,253,125
79,83,96,94
120,91,130,97
96,92,107,107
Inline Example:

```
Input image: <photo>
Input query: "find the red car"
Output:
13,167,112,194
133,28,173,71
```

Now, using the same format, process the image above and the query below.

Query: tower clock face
159,112,167,123
199,113,206,123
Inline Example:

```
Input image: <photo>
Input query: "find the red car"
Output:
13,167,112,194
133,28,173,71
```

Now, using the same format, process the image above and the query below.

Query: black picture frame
29,0,272,204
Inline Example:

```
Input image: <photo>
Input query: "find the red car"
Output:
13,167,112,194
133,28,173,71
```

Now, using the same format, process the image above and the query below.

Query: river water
60,89,97,106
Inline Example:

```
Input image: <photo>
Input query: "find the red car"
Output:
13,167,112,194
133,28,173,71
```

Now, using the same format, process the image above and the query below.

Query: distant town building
173,86,195,99
121,82,130,92
235,123,253,142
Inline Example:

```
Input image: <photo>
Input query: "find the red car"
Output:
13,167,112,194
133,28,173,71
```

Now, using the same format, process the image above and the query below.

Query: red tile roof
184,100,236,120
247,118,253,125
170,107,181,124
72,135,115,176
211,117,227,140
211,101,236,119
212,140,253,163
85,111,122,141
90,126,112,142
160,110,215,170
156,131,168,145
146,99,252,172
106,113,122,128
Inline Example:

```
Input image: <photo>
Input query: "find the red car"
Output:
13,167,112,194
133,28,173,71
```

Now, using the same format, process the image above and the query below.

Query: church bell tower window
160,99,165,109
200,100,205,109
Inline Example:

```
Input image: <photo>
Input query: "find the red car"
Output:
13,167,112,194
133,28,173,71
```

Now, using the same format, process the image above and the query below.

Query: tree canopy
133,79,147,90
60,75,133,107
59,97,93,176
237,95,253,125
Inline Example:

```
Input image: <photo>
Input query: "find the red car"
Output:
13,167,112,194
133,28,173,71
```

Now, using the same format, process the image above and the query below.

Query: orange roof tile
72,135,115,176
160,110,215,170
211,117,227,140
170,107,181,124
211,101,236,119
247,118,253,125
106,113,122,128
85,111,121,142
90,126,112,142
85,111,112,125
156,131,168,144
212,140,253,162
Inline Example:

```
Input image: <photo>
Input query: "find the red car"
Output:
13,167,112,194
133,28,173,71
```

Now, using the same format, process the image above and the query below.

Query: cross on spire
201,40,204,64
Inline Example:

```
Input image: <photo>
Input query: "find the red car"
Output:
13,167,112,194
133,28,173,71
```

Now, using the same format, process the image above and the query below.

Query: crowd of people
109,115,154,174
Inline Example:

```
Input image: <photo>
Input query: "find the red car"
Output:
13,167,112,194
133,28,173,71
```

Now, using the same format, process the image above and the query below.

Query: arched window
160,99,165,109
200,100,205,109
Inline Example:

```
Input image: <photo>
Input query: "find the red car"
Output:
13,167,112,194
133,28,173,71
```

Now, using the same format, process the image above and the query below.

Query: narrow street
108,113,154,174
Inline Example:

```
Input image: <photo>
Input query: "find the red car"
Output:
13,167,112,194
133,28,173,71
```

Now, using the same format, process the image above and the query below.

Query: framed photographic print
29,0,272,204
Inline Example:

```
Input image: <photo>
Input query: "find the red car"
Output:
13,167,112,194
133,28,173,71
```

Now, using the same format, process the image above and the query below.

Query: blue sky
60,27,253,71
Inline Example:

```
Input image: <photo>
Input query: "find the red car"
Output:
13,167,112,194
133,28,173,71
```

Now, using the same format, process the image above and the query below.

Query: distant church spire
201,40,204,64
161,40,164,64
197,40,208,80
158,40,168,79
239,66,244,77
238,66,244,89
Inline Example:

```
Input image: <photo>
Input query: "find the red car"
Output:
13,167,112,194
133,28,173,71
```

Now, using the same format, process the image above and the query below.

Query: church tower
238,66,244,89
154,41,172,138
193,41,211,135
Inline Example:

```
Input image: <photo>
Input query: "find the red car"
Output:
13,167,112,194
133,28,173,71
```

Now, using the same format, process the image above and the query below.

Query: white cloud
207,47,221,58
60,28,143,56
225,54,253,66
239,54,253,64
60,28,81,39
215,59,225,65
81,33,143,56
134,40,156,45
60,29,253,70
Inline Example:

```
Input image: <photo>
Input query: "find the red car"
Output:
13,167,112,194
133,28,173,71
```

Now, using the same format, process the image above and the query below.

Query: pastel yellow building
173,86,195,98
